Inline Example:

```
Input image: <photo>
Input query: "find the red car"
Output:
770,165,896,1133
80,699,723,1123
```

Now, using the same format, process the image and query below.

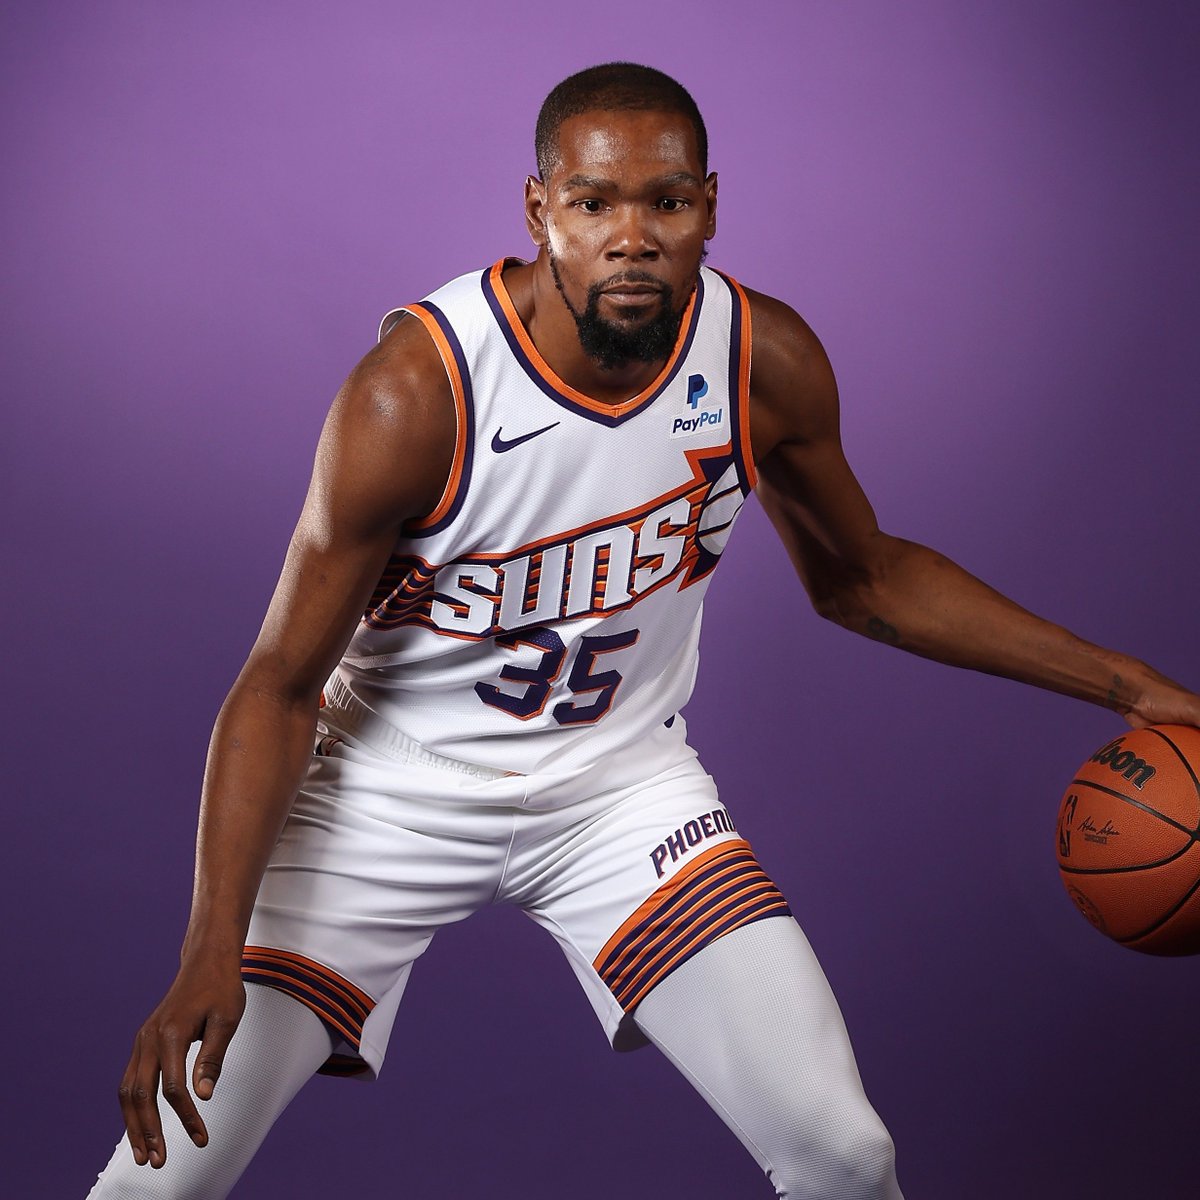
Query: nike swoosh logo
491,422,560,453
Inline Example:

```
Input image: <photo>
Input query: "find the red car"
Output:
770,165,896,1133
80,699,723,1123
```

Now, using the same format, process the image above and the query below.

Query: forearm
828,534,1175,718
180,676,320,967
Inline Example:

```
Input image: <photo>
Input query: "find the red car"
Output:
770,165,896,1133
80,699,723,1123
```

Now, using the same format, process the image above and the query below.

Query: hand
1123,668,1200,731
118,962,246,1168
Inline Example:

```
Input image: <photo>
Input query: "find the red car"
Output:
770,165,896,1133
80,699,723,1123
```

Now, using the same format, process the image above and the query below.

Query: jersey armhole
715,271,757,493
378,307,408,342
390,302,475,536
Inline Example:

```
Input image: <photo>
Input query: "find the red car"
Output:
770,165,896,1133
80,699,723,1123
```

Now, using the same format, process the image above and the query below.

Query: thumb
192,1009,241,1101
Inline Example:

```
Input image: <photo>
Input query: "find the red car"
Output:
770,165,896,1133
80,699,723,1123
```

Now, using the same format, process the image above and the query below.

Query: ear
703,172,718,241
524,175,549,247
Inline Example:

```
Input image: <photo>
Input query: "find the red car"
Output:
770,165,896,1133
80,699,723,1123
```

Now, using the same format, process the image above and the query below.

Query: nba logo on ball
1055,725,1200,955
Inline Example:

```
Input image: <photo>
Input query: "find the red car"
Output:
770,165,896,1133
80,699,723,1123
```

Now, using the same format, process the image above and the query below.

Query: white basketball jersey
325,259,756,776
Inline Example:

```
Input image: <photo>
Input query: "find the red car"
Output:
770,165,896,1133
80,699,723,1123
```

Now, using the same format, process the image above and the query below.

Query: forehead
550,109,702,182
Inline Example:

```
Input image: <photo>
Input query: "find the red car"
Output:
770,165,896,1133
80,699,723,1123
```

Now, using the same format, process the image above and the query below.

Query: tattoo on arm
1106,674,1122,709
866,616,900,645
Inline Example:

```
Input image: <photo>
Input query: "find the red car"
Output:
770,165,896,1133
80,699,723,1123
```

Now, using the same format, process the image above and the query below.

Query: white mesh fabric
87,984,333,1199
633,917,904,1200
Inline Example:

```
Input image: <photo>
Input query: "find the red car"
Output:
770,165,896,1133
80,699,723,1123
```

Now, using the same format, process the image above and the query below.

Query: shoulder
329,312,455,454
738,284,840,461
314,313,457,530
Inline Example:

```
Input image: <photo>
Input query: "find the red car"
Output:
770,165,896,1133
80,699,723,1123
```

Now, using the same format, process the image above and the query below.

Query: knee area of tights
773,1119,897,1200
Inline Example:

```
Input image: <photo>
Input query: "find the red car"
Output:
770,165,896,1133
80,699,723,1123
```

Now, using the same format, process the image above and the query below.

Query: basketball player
89,64,1200,1199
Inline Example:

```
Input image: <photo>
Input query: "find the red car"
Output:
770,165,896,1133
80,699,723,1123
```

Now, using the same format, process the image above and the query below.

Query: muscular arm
120,316,456,1167
747,290,1200,728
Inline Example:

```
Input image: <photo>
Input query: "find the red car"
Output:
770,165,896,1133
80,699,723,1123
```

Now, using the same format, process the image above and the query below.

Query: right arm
119,316,456,1168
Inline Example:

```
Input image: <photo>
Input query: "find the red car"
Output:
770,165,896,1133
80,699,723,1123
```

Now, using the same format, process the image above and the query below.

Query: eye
657,197,689,212
575,198,605,214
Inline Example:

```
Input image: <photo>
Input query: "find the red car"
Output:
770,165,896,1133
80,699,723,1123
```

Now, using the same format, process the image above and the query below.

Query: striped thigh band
242,946,375,1075
593,838,792,1013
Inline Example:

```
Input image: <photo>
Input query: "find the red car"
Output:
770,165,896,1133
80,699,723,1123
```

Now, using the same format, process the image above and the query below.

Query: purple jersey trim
480,267,705,428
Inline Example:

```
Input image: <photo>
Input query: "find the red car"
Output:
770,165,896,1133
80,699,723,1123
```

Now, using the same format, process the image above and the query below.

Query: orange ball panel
1072,725,1200,829
1124,867,1200,956
1060,842,1200,943
1056,725,1200,956
1056,783,1191,873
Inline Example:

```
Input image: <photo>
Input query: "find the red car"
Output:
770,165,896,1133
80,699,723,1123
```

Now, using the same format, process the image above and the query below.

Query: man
90,63,1200,1199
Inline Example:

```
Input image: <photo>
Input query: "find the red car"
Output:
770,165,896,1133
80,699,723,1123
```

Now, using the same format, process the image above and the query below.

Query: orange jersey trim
241,945,376,1050
723,273,757,491
242,967,363,1046
401,302,471,532
593,839,791,1012
595,838,750,965
486,260,699,418
243,945,373,1013
618,883,789,1008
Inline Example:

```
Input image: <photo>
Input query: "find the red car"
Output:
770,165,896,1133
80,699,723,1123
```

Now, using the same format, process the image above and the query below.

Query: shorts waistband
321,675,514,782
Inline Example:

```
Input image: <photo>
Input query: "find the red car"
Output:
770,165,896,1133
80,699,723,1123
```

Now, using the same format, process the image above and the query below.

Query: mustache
593,271,666,292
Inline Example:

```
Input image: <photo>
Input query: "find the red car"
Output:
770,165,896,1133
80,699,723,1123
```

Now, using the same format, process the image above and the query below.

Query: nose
605,204,659,261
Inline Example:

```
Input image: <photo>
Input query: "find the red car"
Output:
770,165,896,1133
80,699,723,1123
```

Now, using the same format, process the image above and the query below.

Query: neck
510,255,676,404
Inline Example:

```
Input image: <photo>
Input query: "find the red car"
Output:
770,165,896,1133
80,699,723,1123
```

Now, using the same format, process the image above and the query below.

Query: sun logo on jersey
363,444,749,641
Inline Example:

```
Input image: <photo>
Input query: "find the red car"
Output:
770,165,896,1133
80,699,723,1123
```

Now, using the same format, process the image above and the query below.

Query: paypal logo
673,375,722,438
670,408,725,438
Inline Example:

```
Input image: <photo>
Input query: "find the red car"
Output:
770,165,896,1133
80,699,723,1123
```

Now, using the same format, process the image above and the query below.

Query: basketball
1056,724,1200,954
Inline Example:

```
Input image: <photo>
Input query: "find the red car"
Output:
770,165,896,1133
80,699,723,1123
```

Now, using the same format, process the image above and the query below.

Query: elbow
228,656,324,715
810,589,846,625
797,533,904,628
806,559,881,628
808,577,871,628
810,572,898,641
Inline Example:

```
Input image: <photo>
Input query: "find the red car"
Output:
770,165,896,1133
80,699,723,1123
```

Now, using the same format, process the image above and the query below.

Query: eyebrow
559,171,704,192
559,174,616,191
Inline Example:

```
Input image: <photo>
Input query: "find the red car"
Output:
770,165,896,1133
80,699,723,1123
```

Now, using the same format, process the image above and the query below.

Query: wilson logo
1089,737,1156,790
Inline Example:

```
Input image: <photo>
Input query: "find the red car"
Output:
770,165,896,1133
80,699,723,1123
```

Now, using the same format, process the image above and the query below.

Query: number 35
474,626,639,726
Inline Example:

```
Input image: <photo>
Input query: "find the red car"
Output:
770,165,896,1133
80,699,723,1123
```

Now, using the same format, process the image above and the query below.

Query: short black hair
535,62,708,180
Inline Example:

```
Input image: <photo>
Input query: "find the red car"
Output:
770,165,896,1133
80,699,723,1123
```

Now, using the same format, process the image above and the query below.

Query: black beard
548,253,688,372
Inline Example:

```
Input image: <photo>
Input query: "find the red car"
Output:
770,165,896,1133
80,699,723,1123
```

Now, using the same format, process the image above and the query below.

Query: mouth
599,282,664,308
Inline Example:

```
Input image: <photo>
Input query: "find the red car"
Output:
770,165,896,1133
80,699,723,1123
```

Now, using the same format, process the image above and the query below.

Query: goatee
549,253,690,372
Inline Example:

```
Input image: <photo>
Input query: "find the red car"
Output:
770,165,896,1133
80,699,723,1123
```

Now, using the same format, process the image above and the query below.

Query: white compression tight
88,919,902,1199
633,917,904,1200
87,984,334,1199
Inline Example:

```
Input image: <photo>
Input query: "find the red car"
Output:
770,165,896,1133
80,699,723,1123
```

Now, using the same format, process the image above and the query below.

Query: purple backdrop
5,2,1199,1196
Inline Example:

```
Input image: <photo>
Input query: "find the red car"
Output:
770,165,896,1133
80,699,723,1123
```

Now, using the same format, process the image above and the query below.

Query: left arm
746,288,1200,729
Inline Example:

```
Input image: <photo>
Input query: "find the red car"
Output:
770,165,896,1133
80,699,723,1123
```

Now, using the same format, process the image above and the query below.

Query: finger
160,1029,208,1148
192,1009,240,1102
118,1046,150,1168
130,1035,169,1168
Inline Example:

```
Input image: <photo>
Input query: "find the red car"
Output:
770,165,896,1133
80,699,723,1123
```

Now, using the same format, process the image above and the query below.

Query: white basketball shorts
242,705,791,1079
